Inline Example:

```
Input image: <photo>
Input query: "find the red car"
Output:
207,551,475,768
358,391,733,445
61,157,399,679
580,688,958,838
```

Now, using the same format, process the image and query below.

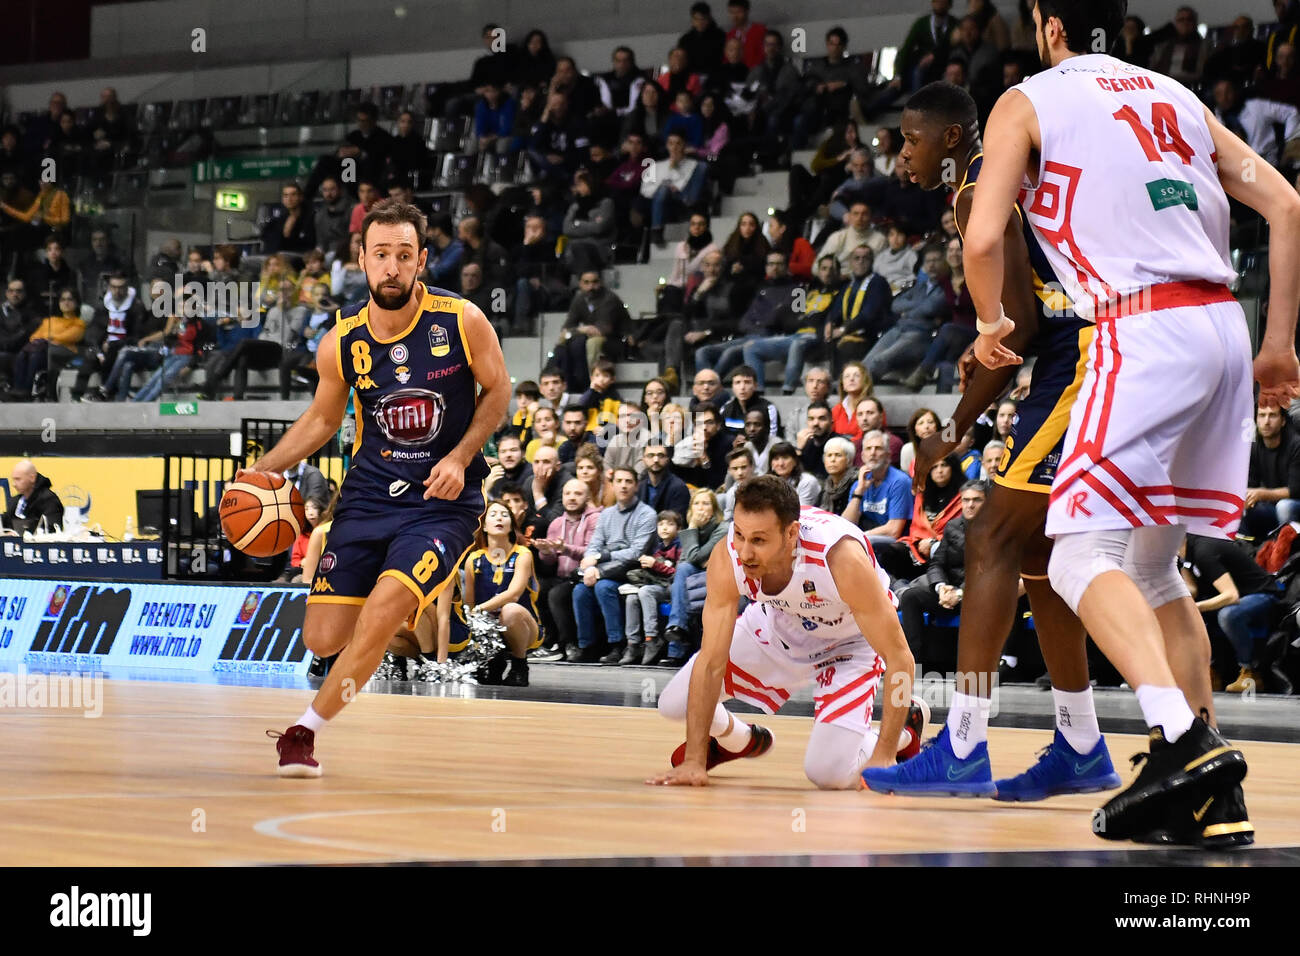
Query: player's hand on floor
423,459,465,500
860,750,896,772
646,764,709,786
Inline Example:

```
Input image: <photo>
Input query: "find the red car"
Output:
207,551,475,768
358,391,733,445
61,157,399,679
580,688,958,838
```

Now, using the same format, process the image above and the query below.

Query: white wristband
976,307,1008,336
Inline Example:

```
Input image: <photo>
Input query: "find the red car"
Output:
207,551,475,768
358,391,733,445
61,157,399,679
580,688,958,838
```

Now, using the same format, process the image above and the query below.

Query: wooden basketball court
2,679,1296,865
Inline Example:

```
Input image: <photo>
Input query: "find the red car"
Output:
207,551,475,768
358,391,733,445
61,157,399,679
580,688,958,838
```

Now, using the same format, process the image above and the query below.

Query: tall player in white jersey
965,0,1300,845
647,476,925,790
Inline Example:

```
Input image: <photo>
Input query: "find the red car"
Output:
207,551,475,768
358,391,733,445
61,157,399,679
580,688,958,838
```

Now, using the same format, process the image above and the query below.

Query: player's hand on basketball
423,457,466,500
646,763,709,786
1253,346,1300,410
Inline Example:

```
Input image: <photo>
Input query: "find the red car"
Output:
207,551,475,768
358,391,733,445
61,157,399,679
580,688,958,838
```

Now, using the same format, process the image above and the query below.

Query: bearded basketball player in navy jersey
246,199,510,776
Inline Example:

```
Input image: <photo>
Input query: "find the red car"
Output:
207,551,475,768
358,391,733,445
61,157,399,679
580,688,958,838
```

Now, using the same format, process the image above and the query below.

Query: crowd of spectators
462,357,1300,695
7,3,1300,402
464,353,1034,669
6,1,1300,694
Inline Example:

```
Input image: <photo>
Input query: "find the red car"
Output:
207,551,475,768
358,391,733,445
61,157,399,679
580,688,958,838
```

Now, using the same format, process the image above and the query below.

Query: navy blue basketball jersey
335,284,489,507
467,544,540,620
955,153,1082,341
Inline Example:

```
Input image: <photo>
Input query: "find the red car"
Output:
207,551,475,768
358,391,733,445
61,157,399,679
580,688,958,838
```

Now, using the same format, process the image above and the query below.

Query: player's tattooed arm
829,538,914,769
1204,104,1300,408
647,543,740,786
245,326,349,476
424,302,512,500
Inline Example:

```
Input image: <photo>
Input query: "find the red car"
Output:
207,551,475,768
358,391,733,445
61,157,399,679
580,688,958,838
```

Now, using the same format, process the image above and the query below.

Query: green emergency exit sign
215,190,247,211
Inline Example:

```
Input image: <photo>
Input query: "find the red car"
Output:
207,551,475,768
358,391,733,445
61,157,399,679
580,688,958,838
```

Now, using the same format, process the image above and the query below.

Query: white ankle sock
297,706,327,733
1052,686,1101,754
1133,685,1195,743
946,691,991,759
715,710,752,752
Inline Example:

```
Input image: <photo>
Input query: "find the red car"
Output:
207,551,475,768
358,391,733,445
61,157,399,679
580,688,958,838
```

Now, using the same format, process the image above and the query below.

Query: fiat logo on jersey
319,551,337,573
374,388,446,446
389,343,408,364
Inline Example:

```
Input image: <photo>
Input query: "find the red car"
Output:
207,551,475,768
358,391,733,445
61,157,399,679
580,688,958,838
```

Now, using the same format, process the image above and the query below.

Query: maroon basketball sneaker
670,724,774,770
267,725,322,777
896,696,931,763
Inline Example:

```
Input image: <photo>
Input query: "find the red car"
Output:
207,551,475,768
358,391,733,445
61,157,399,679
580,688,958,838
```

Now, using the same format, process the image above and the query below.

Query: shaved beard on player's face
732,507,799,581
900,117,945,190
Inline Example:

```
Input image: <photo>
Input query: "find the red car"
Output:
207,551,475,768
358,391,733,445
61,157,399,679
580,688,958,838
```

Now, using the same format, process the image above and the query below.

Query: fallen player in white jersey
647,475,926,789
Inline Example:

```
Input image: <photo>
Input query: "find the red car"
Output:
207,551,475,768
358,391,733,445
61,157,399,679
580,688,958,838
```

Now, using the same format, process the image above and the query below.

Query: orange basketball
219,472,308,557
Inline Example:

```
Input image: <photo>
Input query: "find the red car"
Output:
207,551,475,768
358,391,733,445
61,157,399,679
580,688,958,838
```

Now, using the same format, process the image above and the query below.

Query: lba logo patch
318,551,337,573
389,343,408,364
429,324,451,357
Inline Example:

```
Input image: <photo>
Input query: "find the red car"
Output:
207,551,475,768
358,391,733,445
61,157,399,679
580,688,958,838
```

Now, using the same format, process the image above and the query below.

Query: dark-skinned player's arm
914,186,1040,494
646,541,741,786
829,537,914,770
244,325,349,475
962,89,1038,371
424,301,512,500
1203,104,1300,408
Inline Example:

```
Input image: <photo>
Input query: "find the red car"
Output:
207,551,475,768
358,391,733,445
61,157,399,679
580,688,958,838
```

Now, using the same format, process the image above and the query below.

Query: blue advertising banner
0,540,165,580
0,578,310,676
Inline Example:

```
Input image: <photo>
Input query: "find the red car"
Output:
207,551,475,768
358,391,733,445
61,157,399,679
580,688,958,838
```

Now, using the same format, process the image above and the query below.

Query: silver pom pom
415,611,506,683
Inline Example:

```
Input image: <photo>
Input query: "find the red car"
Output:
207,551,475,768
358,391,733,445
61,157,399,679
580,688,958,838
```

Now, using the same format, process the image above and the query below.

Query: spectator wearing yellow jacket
0,181,72,238
7,287,84,400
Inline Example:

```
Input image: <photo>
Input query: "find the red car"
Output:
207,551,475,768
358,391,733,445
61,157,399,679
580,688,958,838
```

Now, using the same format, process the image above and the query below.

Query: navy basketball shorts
307,488,484,627
995,321,1090,494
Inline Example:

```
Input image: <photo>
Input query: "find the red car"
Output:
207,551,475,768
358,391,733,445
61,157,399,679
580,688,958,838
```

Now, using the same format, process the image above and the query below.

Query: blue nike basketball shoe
993,730,1122,802
861,725,996,797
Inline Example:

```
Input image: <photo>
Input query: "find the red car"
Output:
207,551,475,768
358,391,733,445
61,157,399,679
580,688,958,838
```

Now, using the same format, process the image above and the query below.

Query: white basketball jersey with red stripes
725,506,895,660
1013,53,1235,320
